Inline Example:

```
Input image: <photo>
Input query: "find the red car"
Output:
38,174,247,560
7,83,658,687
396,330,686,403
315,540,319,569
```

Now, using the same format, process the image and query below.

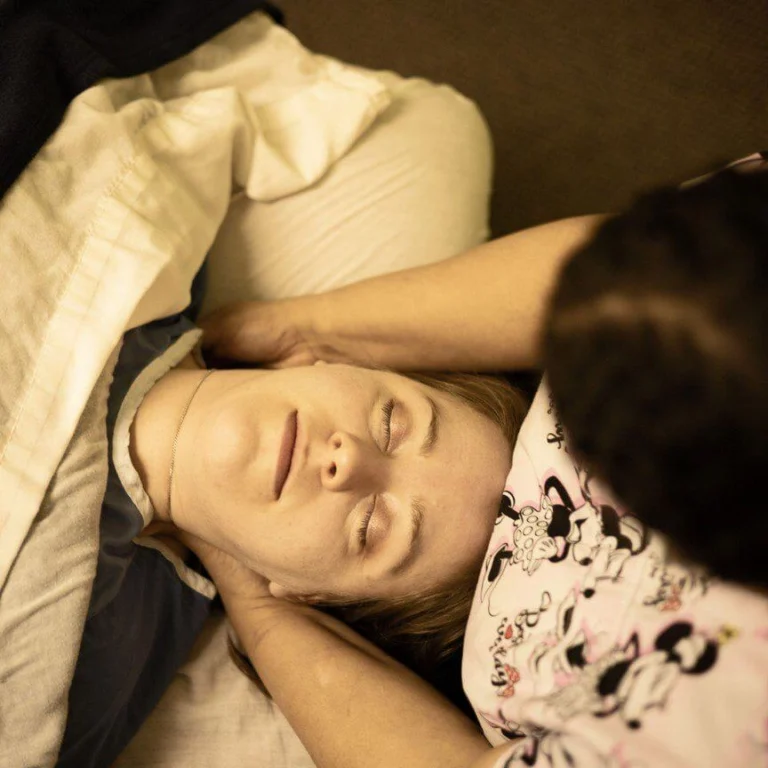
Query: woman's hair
542,166,768,589
229,370,529,691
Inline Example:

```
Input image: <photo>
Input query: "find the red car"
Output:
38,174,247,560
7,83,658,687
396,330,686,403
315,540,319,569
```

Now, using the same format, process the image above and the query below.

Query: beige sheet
113,615,314,768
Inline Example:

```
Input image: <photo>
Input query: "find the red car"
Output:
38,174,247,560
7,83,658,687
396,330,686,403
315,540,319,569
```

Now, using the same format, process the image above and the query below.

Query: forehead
400,475,503,597
398,381,510,592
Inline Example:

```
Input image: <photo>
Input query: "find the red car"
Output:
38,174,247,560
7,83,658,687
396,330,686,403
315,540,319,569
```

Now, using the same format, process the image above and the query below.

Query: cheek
234,503,345,573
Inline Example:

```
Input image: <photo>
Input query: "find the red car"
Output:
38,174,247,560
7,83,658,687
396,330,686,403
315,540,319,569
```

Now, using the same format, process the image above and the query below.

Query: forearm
305,214,606,371
226,595,491,768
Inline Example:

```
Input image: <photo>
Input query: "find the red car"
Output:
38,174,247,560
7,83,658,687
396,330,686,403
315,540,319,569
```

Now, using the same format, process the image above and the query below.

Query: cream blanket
0,13,389,766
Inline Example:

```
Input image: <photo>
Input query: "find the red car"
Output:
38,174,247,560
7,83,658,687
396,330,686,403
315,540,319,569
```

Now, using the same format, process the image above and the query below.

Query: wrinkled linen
0,12,389,766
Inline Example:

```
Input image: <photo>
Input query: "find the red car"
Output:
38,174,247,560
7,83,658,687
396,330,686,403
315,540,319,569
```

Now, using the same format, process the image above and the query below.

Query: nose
321,431,380,491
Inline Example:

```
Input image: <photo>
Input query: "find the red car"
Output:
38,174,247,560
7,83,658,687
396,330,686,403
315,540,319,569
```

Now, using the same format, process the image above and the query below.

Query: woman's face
176,363,511,601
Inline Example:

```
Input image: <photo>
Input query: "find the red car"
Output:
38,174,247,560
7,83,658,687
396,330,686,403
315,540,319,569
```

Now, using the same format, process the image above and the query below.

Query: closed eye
381,398,395,451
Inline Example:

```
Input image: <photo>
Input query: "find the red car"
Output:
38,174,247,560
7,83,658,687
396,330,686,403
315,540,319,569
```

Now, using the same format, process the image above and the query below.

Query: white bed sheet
113,615,315,768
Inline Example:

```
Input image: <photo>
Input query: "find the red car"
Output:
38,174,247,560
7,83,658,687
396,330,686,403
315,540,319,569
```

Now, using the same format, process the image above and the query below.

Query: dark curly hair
543,165,768,589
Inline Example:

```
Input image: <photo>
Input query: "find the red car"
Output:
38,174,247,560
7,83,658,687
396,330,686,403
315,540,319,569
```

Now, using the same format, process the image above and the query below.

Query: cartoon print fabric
462,380,768,767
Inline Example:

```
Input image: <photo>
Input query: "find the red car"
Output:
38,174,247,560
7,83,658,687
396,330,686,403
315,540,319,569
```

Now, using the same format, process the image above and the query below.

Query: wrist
224,598,307,693
296,292,359,365
224,593,313,657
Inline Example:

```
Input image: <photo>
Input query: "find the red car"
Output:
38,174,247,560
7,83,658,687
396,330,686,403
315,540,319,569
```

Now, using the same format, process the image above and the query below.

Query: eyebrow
389,497,424,576
419,395,440,456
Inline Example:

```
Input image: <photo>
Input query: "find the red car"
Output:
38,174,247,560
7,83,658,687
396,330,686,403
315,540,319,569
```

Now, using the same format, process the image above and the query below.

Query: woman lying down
64,162,768,766
57,262,529,766
44,11,513,766
192,164,767,768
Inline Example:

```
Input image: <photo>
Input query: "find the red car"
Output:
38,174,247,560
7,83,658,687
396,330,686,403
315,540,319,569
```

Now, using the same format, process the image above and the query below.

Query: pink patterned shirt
462,378,768,767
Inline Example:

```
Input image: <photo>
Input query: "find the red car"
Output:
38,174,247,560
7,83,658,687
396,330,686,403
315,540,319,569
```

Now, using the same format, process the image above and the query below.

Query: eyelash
381,398,395,451
357,497,376,548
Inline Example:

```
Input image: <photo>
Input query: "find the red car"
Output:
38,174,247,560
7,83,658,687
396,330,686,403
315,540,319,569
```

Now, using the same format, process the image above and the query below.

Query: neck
130,353,208,524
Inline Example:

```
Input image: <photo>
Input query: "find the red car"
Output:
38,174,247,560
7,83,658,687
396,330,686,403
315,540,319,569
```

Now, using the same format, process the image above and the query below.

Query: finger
199,307,245,347
175,530,217,558
200,319,235,352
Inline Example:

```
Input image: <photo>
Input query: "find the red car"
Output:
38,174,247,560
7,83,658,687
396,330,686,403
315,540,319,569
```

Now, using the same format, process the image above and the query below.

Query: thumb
199,302,267,364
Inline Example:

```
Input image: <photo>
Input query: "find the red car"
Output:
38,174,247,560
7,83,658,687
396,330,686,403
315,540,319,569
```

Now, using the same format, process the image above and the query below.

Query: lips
274,410,298,500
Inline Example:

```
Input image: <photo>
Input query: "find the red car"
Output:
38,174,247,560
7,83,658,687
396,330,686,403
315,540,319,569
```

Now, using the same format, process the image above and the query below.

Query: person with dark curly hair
543,163,768,590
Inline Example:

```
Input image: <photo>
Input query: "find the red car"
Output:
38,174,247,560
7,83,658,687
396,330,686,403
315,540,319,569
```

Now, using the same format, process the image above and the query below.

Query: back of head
543,168,768,589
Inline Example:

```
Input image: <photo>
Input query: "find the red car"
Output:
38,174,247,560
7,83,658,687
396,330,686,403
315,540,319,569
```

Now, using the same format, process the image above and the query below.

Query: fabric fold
0,12,390,765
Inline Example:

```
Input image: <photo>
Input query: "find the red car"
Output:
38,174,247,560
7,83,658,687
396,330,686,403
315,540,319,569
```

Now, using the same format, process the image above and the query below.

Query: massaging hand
178,531,316,659
201,298,331,369
202,215,604,372
176,530,273,605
